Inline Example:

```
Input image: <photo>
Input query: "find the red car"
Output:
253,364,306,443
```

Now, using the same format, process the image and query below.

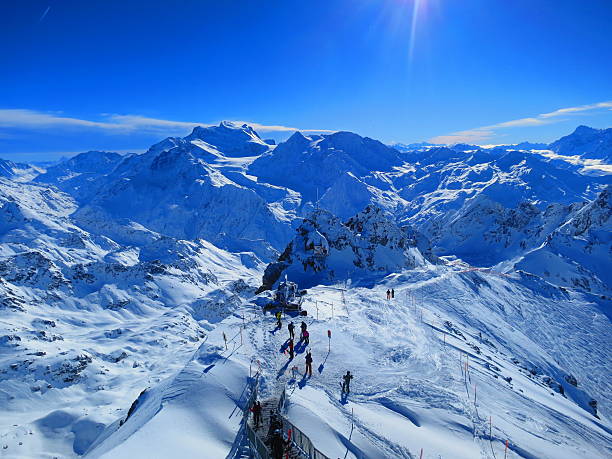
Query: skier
250,400,262,428
303,329,310,346
288,338,294,360
300,321,307,341
391,288,395,299
305,351,313,376
288,321,295,340
342,370,353,394
275,310,282,328
386,289,390,300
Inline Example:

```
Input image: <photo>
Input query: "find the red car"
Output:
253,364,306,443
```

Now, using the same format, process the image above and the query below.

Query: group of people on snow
250,308,356,454
386,288,395,300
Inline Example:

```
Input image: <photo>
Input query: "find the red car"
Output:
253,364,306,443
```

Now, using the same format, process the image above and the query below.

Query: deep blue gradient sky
1,0,612,160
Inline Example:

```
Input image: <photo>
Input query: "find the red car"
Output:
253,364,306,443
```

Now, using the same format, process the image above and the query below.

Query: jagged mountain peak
259,205,437,290
549,125,612,161
573,125,599,135
185,121,270,157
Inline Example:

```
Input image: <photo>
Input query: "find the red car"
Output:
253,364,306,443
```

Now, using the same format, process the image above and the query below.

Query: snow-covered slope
259,206,438,290
549,125,612,162
33,151,124,202
1,123,611,458
0,159,42,182
249,131,403,201
0,178,261,457
515,185,612,296
70,264,611,459
64,123,298,258
395,148,610,265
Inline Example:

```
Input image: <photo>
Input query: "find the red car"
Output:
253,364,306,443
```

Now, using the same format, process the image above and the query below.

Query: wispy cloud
429,100,612,144
39,6,51,22
0,109,332,136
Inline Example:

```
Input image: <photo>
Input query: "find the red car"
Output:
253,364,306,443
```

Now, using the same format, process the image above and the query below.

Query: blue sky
1,0,611,160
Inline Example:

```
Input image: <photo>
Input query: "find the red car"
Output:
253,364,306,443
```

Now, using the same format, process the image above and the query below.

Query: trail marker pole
240,326,243,345
474,384,477,407
504,440,509,458
419,448,423,459
223,332,227,350
316,301,319,320
489,416,492,439
328,329,331,352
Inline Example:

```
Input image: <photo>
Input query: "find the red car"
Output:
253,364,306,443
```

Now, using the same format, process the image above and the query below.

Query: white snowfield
76,267,612,458
0,122,610,458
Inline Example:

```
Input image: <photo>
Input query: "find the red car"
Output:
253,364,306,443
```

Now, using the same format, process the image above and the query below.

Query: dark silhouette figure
305,351,313,377
300,321,307,341
270,430,284,459
288,338,294,360
342,371,353,394
391,288,395,299
288,321,295,340
251,401,262,428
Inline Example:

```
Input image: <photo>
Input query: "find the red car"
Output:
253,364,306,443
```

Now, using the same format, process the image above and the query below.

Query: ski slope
72,265,611,459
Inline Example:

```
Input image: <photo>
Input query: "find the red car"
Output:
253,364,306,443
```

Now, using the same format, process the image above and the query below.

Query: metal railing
246,422,272,459
243,374,274,459
281,418,330,459
244,382,330,459
277,387,330,459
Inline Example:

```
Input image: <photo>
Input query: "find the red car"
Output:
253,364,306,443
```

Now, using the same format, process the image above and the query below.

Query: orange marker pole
504,440,509,458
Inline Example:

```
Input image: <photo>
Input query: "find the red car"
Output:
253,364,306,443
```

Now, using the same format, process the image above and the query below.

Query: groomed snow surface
4,265,608,458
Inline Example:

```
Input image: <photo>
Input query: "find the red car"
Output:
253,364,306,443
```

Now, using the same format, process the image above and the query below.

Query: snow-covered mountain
0,123,611,458
0,158,41,182
549,125,612,161
515,184,611,296
34,151,124,202
249,131,403,201
259,205,438,290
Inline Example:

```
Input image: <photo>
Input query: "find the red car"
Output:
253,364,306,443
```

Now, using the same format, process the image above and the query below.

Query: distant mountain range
1,121,610,458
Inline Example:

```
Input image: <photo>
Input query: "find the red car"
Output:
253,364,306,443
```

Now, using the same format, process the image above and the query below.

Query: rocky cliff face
516,185,612,296
259,205,439,290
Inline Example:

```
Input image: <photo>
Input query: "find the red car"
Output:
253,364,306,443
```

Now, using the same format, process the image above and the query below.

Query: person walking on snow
342,371,353,394
305,351,313,376
386,289,390,300
275,311,282,328
288,338,294,360
288,321,295,340
303,329,310,345
391,288,395,299
250,400,262,428
300,321,307,341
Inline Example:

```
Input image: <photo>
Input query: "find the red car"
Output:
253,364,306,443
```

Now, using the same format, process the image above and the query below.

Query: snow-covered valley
0,122,610,458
